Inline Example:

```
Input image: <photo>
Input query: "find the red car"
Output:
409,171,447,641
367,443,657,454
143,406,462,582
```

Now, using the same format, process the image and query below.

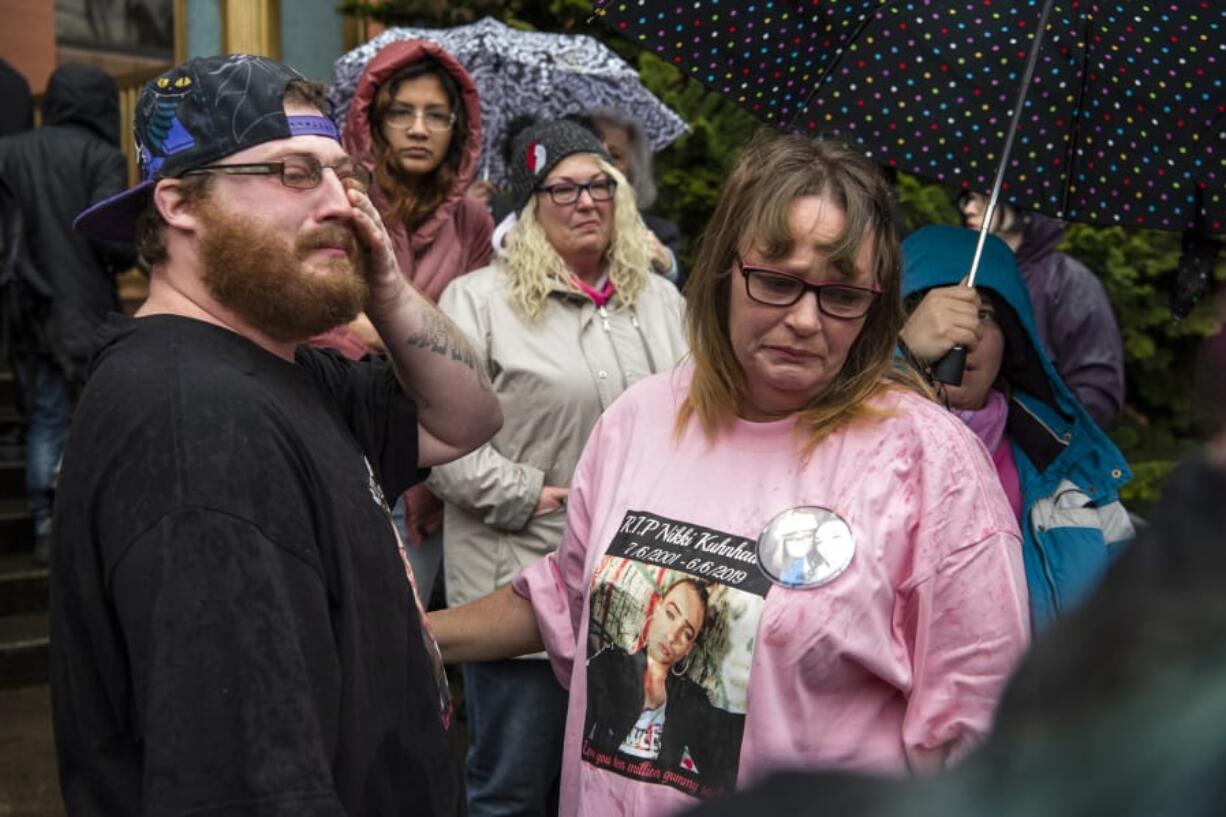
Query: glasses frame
382,107,457,133
534,177,618,206
739,263,881,320
180,154,371,190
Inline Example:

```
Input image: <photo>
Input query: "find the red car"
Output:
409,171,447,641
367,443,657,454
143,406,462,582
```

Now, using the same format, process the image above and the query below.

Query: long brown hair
368,59,467,233
679,131,929,451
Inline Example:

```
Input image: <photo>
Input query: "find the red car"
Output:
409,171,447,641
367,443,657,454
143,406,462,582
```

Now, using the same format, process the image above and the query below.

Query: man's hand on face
345,179,414,314
338,175,502,464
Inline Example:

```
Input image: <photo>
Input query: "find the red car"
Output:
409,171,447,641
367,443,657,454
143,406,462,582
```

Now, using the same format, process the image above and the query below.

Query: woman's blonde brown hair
679,131,928,450
368,59,466,233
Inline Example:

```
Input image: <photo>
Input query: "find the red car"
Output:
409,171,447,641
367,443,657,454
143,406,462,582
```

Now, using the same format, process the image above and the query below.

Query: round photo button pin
756,506,855,590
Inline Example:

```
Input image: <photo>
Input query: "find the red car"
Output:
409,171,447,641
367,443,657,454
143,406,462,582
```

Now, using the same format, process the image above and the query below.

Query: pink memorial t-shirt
514,367,1030,817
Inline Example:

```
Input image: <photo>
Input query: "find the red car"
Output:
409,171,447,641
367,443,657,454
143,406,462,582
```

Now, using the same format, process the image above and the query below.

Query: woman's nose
574,188,597,209
407,112,429,136
783,289,822,335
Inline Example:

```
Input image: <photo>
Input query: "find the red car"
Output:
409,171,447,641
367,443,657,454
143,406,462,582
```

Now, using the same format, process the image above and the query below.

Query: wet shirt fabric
514,367,1030,817
50,315,464,817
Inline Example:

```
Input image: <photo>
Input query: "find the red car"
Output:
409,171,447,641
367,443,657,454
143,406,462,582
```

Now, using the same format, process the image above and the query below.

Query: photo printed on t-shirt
582,510,769,799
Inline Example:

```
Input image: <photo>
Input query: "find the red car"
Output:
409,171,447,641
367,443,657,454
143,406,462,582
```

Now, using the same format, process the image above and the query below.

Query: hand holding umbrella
929,0,1057,385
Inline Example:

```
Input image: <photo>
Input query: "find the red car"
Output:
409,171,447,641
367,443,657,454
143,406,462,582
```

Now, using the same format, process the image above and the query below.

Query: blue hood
902,225,1033,328
901,224,1070,418
903,227,1134,631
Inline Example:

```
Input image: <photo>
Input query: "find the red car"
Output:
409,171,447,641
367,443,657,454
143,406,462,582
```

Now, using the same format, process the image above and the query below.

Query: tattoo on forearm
404,310,483,375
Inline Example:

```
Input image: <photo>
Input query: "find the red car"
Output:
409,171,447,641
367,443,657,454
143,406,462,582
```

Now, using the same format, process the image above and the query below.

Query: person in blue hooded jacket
898,225,1134,630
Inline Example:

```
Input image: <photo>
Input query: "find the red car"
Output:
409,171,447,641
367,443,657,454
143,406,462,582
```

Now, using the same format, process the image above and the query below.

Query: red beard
198,198,371,343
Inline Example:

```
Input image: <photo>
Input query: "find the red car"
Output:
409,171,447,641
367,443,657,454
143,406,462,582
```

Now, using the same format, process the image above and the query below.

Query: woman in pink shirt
430,133,1030,817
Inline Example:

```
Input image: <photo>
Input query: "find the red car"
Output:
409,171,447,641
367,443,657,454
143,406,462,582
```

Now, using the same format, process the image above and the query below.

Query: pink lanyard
571,275,616,308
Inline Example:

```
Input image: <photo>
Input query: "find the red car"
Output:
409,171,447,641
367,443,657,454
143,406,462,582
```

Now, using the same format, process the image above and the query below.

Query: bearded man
50,54,501,817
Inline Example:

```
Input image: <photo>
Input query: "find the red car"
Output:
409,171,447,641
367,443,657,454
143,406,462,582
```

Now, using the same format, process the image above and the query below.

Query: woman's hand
647,231,674,275
533,486,570,517
900,284,982,363
468,179,497,207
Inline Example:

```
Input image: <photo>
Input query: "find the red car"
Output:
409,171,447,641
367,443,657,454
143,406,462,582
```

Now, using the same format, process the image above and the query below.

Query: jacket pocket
493,512,566,589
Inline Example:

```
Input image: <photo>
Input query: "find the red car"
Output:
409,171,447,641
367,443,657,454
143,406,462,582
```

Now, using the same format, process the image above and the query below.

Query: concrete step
0,411,21,447
0,369,15,409
0,457,23,499
0,498,33,554
0,437,24,464
0,612,49,688
0,554,49,617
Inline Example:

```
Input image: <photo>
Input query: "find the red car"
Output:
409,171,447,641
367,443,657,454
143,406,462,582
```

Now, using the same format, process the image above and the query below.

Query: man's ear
152,178,204,233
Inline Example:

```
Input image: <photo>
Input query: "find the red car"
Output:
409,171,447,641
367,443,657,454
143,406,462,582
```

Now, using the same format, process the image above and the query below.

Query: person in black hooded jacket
0,59,33,137
0,59,34,457
0,62,135,564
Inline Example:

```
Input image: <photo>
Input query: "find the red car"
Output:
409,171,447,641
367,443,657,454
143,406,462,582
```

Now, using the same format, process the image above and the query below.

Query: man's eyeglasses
741,264,880,320
534,178,617,206
180,154,371,190
383,106,457,133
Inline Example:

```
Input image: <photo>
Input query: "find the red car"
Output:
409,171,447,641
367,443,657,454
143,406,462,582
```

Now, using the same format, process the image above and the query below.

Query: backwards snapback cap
74,53,340,243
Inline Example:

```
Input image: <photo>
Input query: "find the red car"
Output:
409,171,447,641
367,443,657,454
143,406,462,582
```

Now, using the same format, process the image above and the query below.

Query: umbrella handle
931,346,967,386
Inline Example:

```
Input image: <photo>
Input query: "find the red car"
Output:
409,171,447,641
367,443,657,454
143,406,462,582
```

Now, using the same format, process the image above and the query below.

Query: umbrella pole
931,0,1059,385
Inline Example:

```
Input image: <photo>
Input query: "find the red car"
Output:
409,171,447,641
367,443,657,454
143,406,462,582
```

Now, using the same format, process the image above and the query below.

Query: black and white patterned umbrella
327,16,688,186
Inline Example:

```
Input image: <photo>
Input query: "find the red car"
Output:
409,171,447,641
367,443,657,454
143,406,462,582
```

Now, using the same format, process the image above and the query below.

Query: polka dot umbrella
594,0,1226,334
594,0,1224,233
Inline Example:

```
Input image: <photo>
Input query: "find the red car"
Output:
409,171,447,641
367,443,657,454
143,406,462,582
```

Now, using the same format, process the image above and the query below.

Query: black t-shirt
50,315,464,816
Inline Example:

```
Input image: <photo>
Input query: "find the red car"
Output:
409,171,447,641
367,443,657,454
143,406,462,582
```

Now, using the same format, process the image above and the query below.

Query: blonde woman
426,119,687,817
430,133,1030,817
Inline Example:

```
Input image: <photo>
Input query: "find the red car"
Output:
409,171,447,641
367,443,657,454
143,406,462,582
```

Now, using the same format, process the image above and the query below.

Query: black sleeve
110,508,347,816
642,213,686,288
642,213,682,256
294,346,426,498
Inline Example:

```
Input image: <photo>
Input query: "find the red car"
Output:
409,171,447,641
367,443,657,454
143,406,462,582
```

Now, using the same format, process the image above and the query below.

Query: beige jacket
428,265,687,608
